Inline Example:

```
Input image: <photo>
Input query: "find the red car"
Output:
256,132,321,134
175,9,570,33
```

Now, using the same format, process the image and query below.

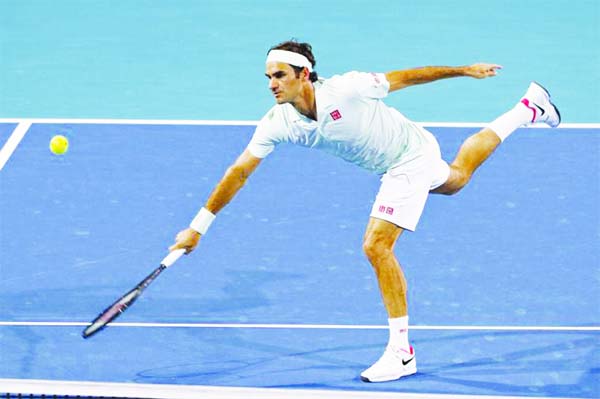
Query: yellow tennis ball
50,135,69,155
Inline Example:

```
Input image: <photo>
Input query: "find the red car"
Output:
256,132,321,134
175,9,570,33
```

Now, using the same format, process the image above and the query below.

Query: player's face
265,62,304,104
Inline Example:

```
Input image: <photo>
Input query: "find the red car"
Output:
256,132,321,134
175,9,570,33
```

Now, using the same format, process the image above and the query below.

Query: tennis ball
49,135,69,155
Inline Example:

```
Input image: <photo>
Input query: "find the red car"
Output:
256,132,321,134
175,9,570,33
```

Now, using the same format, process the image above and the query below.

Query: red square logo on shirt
330,110,342,120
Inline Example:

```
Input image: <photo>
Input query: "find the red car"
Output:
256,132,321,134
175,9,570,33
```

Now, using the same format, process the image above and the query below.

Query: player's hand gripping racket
82,249,186,339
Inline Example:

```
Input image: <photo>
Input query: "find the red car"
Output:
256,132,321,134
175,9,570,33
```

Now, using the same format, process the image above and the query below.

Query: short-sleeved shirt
247,71,433,175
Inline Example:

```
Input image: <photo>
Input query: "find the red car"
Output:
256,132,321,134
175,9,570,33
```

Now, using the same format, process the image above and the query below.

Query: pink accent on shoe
521,98,536,122
399,346,414,355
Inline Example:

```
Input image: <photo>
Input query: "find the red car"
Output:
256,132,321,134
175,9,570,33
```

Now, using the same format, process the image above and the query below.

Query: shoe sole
360,367,417,383
532,81,561,127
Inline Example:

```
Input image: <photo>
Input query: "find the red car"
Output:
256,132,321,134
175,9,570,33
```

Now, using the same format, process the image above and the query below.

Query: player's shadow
135,329,599,398
413,330,598,398
135,344,365,384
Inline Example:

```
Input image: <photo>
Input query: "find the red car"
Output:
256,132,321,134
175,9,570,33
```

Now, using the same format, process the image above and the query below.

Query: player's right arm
169,149,262,253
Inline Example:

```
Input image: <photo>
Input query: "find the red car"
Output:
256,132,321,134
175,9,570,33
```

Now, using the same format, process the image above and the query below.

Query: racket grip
161,248,186,267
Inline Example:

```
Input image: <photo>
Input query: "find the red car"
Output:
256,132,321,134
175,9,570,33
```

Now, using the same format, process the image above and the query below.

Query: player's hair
269,40,319,82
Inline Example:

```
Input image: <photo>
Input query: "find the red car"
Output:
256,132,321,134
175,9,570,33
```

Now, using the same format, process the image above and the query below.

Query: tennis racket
82,248,186,339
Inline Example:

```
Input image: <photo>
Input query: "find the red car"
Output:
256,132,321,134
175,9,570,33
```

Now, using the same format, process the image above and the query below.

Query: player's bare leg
432,128,500,195
360,217,417,382
363,217,407,317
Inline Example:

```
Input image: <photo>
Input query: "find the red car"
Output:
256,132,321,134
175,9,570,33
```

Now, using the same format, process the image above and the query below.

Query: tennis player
170,40,560,382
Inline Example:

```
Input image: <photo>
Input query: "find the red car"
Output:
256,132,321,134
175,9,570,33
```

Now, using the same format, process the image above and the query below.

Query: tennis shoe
360,345,417,383
520,82,561,128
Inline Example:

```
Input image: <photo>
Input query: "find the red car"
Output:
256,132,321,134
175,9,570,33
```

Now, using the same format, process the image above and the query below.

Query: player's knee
440,166,471,195
444,181,467,195
454,171,472,194
363,235,393,265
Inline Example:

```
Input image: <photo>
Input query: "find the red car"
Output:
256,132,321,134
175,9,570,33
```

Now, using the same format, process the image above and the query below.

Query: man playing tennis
170,40,560,382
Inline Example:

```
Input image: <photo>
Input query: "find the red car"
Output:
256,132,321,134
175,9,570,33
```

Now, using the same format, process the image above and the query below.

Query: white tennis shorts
370,130,449,231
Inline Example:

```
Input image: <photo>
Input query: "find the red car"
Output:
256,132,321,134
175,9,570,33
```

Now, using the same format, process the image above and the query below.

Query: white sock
487,101,533,142
388,316,410,351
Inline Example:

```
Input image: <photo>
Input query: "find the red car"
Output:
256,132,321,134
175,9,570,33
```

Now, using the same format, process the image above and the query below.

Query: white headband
266,49,313,72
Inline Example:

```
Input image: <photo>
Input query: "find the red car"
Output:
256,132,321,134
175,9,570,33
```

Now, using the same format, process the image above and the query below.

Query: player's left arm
385,63,502,92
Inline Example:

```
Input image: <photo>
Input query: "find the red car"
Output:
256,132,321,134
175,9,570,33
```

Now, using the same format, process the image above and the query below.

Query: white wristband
190,207,216,234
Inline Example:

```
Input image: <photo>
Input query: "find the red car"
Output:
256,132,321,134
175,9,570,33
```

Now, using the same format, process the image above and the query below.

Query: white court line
0,118,594,172
0,120,32,171
0,117,598,129
0,378,581,399
0,321,598,331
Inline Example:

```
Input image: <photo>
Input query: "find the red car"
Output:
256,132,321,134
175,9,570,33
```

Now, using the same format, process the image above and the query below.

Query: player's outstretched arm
169,149,262,253
385,63,502,92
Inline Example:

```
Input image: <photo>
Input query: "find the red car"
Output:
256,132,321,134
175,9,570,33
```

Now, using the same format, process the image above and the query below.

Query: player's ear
303,67,311,81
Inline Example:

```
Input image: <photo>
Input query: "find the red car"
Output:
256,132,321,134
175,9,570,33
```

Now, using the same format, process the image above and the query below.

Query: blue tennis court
0,120,598,398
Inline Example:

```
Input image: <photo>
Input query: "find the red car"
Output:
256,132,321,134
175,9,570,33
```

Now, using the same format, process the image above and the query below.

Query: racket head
81,250,185,339
82,288,141,339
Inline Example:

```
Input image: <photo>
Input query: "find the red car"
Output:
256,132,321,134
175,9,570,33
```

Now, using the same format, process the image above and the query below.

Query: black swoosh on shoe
532,102,546,116
532,81,561,126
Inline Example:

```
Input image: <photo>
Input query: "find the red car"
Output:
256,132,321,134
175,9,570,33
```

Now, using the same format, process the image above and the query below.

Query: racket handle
161,248,185,267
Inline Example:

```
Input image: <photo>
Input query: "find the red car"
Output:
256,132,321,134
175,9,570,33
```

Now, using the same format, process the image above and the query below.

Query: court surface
0,120,598,398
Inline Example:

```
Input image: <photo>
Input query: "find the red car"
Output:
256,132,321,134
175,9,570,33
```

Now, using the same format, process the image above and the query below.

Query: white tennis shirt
247,71,433,174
